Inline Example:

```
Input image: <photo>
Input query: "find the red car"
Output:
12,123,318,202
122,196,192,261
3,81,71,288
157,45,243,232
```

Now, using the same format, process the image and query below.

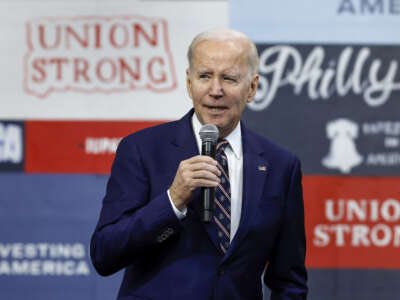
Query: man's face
186,39,258,138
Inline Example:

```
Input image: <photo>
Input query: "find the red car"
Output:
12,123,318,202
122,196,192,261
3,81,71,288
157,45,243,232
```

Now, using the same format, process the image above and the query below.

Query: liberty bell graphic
322,118,363,174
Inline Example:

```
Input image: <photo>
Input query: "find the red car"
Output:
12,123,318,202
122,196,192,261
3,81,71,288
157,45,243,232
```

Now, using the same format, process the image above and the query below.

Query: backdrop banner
0,0,227,299
231,0,400,299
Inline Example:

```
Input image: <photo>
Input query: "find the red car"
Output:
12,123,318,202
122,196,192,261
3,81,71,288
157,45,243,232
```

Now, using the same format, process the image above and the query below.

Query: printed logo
0,122,24,171
304,176,400,268
0,243,90,276
322,118,363,173
337,0,400,16
84,137,121,155
250,45,400,111
24,16,177,98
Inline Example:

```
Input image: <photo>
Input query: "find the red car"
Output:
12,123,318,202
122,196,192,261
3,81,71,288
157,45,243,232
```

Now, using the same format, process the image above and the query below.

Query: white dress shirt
168,113,243,241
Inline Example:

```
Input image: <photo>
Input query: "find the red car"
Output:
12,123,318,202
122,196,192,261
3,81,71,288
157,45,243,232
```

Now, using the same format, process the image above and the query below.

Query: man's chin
213,123,231,138
203,114,226,126
205,120,225,131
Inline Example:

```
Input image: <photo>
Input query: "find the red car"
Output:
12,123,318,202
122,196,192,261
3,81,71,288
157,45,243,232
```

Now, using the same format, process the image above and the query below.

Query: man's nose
209,78,223,97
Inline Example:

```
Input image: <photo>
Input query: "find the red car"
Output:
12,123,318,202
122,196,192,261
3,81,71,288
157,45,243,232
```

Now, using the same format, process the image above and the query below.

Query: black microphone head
199,124,219,144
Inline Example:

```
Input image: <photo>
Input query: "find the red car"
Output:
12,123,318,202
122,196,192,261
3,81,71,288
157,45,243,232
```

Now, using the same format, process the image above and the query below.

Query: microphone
199,124,219,223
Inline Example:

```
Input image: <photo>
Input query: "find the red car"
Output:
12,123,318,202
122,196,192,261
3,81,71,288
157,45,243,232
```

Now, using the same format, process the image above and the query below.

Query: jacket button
217,269,224,276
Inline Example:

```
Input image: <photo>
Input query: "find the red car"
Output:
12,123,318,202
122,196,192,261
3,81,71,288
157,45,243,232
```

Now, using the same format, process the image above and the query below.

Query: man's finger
192,170,221,181
192,179,220,188
186,155,218,165
188,162,221,176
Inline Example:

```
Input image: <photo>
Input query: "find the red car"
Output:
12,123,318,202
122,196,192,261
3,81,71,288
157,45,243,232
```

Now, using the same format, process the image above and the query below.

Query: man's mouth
204,105,228,112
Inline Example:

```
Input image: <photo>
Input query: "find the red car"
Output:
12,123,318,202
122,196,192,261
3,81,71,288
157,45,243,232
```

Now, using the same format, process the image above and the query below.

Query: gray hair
187,28,259,79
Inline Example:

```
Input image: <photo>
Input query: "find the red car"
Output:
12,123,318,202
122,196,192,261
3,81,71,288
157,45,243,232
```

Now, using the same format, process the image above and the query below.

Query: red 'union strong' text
24,16,177,98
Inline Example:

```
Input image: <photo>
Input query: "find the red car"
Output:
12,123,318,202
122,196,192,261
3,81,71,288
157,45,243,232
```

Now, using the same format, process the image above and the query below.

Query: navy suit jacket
90,109,307,300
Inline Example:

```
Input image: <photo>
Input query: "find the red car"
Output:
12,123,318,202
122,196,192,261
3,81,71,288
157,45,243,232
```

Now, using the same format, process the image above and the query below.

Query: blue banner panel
307,269,400,300
0,121,24,172
244,43,400,175
0,174,122,300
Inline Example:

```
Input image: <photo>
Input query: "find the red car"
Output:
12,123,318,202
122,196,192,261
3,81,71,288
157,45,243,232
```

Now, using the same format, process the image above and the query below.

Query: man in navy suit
90,28,308,299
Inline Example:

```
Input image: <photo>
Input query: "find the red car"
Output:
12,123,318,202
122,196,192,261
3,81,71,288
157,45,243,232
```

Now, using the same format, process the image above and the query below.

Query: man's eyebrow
224,72,240,77
223,72,242,79
197,69,212,74
196,70,213,76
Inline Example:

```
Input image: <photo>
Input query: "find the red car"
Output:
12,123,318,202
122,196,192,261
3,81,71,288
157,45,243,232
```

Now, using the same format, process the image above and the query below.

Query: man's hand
169,155,221,211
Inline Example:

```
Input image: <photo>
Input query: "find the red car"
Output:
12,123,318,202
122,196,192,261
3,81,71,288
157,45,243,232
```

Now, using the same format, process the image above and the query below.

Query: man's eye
199,74,210,79
224,77,236,82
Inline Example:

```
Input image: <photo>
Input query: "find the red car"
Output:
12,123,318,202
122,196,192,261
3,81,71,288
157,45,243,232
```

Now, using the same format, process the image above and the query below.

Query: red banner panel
25,120,165,173
304,175,400,269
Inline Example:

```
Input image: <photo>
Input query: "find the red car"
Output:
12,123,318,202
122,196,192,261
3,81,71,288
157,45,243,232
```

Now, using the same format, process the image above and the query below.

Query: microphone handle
201,141,216,223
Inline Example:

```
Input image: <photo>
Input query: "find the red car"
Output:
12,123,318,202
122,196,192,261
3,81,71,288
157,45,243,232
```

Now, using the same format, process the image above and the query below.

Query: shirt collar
191,112,242,159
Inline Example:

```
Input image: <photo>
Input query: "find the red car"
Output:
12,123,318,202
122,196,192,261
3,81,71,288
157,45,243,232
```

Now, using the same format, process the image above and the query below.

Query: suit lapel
172,109,199,157
222,124,268,261
171,110,221,250
171,108,201,216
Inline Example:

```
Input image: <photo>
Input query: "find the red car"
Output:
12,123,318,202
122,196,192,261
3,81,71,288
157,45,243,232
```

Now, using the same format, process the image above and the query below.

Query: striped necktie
214,139,231,254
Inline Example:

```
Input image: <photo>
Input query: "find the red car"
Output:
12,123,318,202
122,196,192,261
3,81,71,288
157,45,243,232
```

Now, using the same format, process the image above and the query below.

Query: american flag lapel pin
258,165,267,172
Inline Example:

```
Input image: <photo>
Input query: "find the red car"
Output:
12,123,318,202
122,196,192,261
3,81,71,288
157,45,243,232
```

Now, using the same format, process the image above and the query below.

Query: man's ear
247,74,259,103
186,68,193,99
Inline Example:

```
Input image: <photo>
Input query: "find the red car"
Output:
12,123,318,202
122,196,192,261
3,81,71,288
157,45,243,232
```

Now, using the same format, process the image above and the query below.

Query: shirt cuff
167,189,187,220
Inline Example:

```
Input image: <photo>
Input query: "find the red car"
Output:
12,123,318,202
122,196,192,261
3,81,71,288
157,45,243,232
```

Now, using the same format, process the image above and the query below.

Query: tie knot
216,139,229,152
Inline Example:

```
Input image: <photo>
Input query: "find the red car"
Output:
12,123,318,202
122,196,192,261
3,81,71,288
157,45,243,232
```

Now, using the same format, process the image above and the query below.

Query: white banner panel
230,0,400,44
0,0,228,120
